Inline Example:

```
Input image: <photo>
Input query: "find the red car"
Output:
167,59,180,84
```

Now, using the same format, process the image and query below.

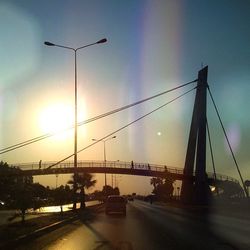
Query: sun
39,103,74,134
38,102,87,136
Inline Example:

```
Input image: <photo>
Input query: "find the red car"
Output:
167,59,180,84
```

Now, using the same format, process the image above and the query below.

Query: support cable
206,119,219,195
206,120,217,181
77,79,197,127
47,87,197,169
208,87,249,197
0,79,197,154
0,135,52,154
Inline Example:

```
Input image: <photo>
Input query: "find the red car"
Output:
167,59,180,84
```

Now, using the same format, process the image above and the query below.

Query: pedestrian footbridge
6,160,234,181
2,160,243,198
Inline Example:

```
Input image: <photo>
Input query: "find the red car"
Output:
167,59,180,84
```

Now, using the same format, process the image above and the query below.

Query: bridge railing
206,172,239,183
13,160,184,174
11,160,239,183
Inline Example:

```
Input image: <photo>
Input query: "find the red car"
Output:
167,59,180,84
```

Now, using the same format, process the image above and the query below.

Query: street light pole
92,136,116,189
103,140,107,187
44,38,107,210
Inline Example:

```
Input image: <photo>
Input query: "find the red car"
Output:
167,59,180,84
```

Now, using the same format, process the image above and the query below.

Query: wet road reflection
34,200,100,213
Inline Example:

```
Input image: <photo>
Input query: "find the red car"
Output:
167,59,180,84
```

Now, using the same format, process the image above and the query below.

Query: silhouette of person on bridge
39,160,42,169
131,161,134,169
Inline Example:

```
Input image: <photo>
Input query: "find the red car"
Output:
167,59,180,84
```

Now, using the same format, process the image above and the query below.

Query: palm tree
68,173,96,209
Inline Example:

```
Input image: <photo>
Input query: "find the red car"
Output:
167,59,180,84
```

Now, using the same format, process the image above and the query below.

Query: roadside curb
0,203,104,249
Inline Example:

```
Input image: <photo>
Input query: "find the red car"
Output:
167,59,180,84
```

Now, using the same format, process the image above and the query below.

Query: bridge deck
6,160,239,184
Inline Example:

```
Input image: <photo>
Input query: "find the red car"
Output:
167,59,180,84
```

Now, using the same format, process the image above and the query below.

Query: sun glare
39,102,87,137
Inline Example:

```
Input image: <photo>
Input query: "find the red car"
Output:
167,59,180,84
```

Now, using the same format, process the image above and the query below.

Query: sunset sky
1,0,250,194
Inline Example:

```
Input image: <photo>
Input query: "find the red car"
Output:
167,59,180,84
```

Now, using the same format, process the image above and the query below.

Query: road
15,200,250,250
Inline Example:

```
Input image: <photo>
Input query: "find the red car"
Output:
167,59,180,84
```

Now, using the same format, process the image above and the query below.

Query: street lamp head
44,41,55,46
96,38,107,44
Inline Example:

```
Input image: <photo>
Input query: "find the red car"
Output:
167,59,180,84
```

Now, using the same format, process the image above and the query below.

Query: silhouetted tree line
150,171,174,202
0,161,101,222
102,185,120,197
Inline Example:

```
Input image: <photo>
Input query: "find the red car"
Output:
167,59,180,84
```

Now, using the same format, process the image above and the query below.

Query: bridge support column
180,66,211,205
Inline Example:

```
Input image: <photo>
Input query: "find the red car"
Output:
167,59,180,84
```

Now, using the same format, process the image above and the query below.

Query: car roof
107,195,125,201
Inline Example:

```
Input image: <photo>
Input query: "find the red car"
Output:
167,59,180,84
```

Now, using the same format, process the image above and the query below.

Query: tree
152,183,173,201
11,183,40,223
102,185,120,198
68,173,96,209
32,183,49,200
102,185,113,197
150,175,174,202
113,187,120,195
0,161,33,208
53,185,72,214
0,161,47,222
0,161,18,204
150,177,163,189
92,190,104,202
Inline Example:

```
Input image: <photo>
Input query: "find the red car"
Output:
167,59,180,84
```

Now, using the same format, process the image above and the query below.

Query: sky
1,0,250,195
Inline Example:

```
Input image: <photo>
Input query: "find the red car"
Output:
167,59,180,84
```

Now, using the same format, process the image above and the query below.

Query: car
105,195,127,215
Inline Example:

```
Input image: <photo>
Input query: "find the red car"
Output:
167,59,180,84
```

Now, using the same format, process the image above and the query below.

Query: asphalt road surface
15,200,250,250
